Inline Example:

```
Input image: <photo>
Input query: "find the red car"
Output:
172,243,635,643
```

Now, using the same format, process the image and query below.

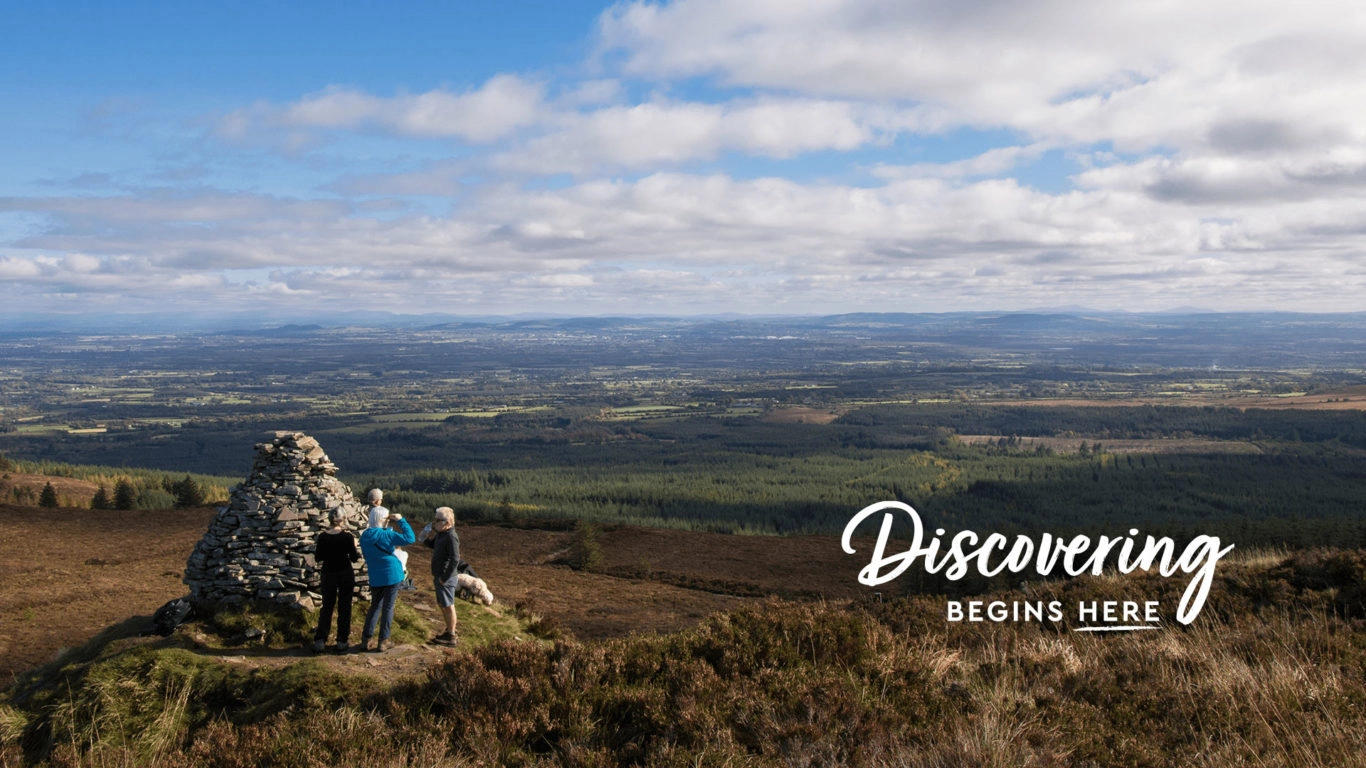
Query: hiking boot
312,639,326,653
431,632,458,646
372,639,388,653
334,642,349,654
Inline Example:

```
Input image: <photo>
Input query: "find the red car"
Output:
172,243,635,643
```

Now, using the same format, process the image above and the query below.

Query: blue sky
3,0,1366,320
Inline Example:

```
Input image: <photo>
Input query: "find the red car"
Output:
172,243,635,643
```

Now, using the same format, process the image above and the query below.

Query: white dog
456,573,494,605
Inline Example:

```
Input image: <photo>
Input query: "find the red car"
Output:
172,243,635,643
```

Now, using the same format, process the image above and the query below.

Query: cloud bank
4,0,1366,316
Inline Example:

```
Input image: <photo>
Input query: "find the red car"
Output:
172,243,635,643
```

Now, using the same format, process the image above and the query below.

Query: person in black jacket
421,506,461,646
313,508,360,653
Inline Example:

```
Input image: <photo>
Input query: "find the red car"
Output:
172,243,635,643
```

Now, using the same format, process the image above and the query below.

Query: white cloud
556,79,625,108
9,168,1366,314
1075,150,1366,205
10,1,1366,315
224,74,546,144
494,98,912,174
598,0,1366,152
0,255,44,279
873,144,1050,181
528,273,595,287
9,159,1366,313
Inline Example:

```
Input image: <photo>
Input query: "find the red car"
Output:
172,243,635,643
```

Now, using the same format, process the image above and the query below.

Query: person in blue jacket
358,495,415,652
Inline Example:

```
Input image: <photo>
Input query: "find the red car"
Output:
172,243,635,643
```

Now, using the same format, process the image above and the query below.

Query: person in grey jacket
421,506,461,646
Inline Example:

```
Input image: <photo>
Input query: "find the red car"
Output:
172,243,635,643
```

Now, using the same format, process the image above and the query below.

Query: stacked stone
183,431,368,611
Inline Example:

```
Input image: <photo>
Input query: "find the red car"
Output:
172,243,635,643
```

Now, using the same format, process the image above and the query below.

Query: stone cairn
184,431,368,610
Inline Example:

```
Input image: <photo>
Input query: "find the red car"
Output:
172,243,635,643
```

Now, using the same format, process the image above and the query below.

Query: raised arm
389,516,416,546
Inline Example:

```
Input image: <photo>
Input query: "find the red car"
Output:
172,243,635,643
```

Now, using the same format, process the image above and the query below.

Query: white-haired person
367,488,416,591
421,506,462,645
364,488,388,528
366,489,417,587
358,490,414,652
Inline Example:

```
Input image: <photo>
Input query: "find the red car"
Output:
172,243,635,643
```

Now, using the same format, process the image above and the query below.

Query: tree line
7,404,1366,549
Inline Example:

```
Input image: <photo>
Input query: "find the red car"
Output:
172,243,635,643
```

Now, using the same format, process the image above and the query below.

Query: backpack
148,597,194,636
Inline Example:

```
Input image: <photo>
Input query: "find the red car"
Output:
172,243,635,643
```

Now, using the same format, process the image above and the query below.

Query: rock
184,432,370,608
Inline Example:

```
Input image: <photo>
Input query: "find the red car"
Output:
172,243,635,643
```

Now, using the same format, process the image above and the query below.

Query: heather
6,549,1366,767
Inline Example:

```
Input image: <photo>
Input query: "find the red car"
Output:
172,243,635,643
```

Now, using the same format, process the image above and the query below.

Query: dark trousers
314,570,355,644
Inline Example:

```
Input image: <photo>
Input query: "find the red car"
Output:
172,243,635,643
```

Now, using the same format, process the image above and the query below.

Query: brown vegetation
0,502,871,681
5,546,1366,767
0,475,100,510
762,406,845,424
6,492,1366,767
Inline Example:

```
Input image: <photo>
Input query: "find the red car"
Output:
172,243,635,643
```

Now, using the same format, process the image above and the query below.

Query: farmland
4,313,1366,547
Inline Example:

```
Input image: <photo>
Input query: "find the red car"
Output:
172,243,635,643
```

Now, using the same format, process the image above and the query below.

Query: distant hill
0,472,99,507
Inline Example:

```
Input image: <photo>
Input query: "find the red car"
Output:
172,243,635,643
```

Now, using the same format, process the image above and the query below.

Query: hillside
3,506,1365,765
5,464,1366,766
0,502,869,682
0,474,100,509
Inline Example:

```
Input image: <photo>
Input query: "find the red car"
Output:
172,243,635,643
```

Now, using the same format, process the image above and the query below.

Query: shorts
434,577,458,607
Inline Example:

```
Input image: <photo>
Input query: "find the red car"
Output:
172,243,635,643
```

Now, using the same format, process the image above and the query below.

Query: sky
3,0,1366,321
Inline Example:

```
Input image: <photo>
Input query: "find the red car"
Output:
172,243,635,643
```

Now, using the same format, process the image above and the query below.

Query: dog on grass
456,572,494,605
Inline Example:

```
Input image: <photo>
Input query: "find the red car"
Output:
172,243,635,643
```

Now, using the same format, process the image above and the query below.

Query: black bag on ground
148,597,194,636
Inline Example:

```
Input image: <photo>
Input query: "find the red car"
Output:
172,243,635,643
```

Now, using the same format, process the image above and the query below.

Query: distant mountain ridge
6,309,1366,336
5,311,1366,370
